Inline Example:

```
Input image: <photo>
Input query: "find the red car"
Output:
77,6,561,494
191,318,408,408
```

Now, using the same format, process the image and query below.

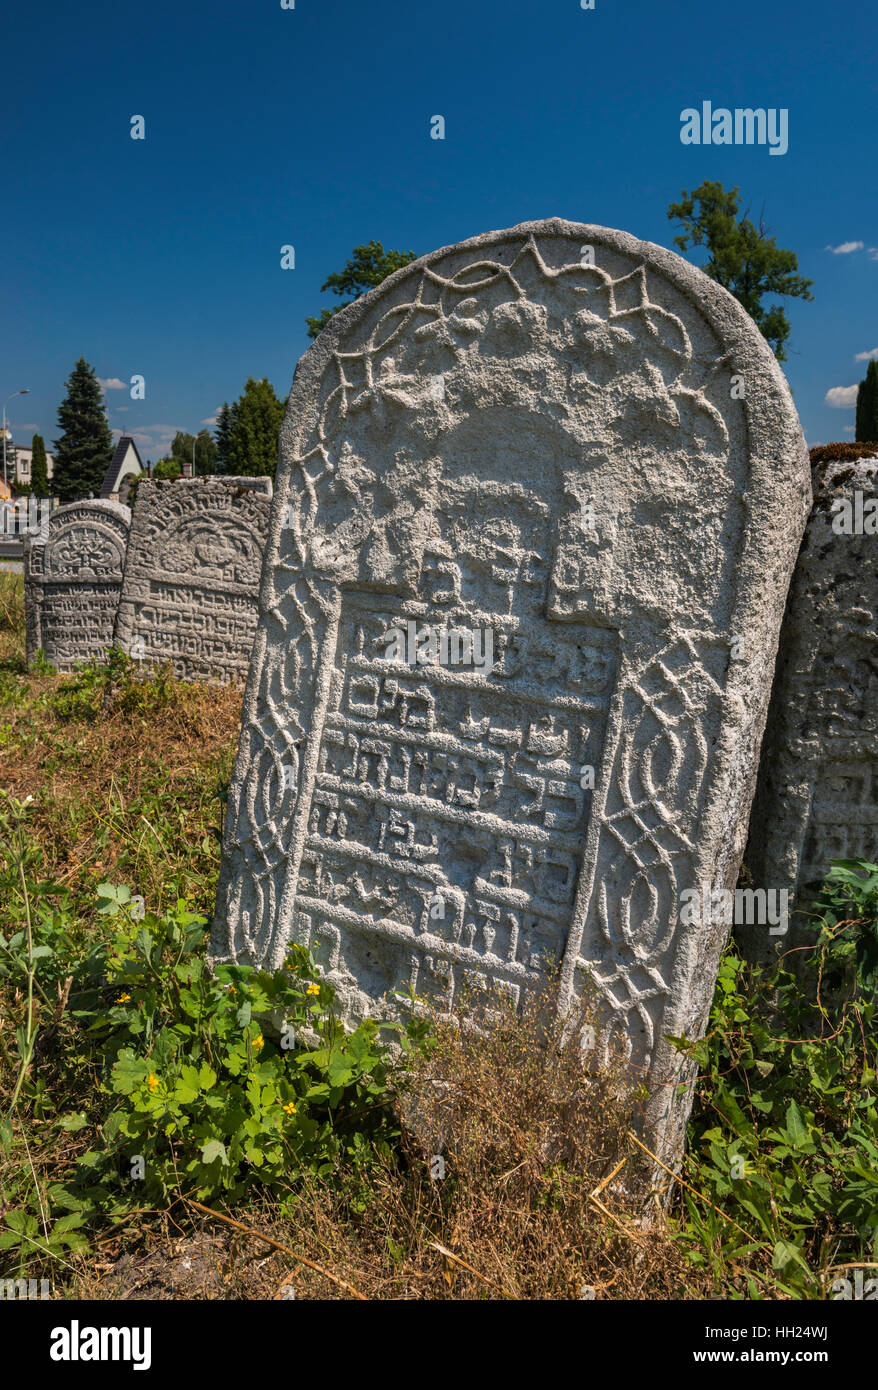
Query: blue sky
3,0,875,461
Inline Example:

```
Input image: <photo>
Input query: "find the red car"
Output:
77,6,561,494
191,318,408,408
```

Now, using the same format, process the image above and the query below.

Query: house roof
101,436,144,497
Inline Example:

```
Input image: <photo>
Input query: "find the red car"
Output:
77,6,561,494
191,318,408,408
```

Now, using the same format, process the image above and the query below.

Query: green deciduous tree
165,429,217,476
227,377,285,478
152,456,182,481
53,357,114,502
30,434,49,497
667,181,813,361
306,240,418,339
855,361,878,442
170,431,196,468
194,428,217,475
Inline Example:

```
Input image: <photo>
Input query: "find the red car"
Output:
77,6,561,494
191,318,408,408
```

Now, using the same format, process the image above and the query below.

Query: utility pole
2,388,30,490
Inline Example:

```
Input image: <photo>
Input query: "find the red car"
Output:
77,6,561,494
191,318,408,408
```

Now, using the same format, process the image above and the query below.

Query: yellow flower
228,985,237,995
306,983,320,996
282,1101,297,1115
253,1034,264,1050
118,993,131,1003
147,1073,159,1092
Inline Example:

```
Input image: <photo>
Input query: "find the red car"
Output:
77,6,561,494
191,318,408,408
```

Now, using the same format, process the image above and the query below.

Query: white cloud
869,248,878,261
98,377,127,391
200,414,218,427
127,424,185,458
843,425,855,434
825,240,864,254
825,385,859,408
855,348,878,362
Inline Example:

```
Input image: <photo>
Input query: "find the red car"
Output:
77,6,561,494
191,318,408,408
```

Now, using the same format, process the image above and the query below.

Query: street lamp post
2,388,30,491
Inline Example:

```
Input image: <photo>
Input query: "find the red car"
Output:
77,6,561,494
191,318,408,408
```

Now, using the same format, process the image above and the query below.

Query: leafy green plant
61,885,430,1209
673,858,878,1298
807,858,878,995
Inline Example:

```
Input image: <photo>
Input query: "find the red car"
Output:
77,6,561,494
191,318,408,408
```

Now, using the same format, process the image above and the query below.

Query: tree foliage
226,378,284,478
151,457,182,482
30,435,49,497
52,358,114,502
168,429,217,476
213,403,235,475
667,181,813,361
306,240,418,339
855,361,878,443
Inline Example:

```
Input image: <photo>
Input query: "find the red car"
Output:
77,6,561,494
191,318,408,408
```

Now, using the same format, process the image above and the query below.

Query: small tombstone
742,450,878,963
24,499,131,672
115,477,273,683
210,220,809,1166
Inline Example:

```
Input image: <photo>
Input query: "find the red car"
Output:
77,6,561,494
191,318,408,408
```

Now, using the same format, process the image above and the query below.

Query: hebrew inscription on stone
744,452,878,962
24,499,131,673
115,477,273,683
210,219,810,1164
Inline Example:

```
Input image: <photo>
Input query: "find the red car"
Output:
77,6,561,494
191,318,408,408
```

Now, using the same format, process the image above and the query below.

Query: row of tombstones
21,222,878,1169
24,477,273,685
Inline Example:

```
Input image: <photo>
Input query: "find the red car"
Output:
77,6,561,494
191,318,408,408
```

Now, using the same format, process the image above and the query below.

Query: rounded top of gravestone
286,218,806,504
47,498,131,527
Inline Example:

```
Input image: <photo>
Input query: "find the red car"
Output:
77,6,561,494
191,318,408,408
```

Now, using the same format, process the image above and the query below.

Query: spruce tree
214,402,234,475
227,378,285,478
31,434,49,496
53,357,113,502
855,361,878,442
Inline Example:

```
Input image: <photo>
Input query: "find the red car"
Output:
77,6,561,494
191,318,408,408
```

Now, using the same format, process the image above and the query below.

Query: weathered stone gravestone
24,499,131,672
210,219,809,1164
115,477,273,683
742,450,878,963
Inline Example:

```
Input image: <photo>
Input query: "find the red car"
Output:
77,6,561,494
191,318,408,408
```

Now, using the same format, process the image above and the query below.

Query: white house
9,443,55,487
101,435,144,503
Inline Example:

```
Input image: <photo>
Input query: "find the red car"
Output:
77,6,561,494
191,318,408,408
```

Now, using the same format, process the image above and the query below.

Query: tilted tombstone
742,451,878,964
24,499,131,672
115,477,273,683
210,219,809,1165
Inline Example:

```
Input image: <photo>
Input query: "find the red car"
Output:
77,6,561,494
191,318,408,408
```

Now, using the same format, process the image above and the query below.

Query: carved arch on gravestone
211,220,809,1164
28,504,129,583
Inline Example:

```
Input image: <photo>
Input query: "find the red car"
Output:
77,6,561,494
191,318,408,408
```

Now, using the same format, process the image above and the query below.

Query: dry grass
0,571,241,918
251,991,695,1300
0,570,25,668
62,990,699,1301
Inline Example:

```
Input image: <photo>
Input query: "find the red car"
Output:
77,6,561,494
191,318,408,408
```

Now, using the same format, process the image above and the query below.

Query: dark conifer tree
53,358,113,501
